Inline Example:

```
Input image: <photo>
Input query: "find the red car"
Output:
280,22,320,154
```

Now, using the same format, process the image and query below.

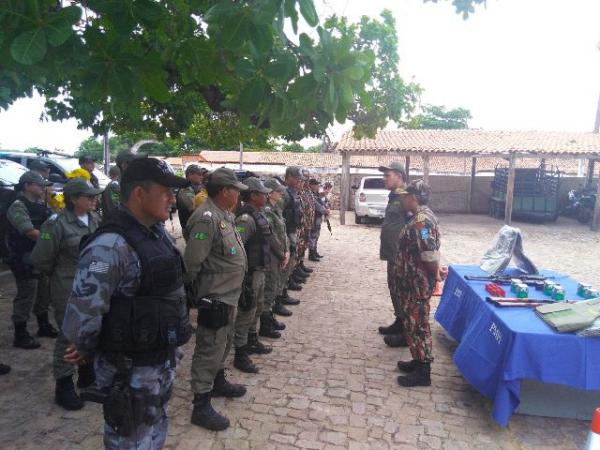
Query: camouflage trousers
283,231,298,286
387,262,405,320
191,304,237,394
308,217,322,252
234,270,265,347
52,295,75,379
264,256,284,311
11,273,50,324
95,350,182,450
400,296,433,363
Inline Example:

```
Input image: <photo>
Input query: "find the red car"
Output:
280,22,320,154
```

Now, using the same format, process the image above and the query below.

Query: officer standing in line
176,164,207,232
6,171,58,349
101,151,146,221
61,158,192,449
78,155,100,188
260,179,289,339
393,180,443,387
377,162,409,348
308,178,330,261
233,177,274,373
184,168,248,431
29,159,51,180
31,179,102,410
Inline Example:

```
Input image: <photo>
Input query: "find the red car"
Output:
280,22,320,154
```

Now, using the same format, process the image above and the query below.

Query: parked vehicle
564,186,597,224
353,176,388,224
0,159,29,261
0,151,109,190
489,163,561,222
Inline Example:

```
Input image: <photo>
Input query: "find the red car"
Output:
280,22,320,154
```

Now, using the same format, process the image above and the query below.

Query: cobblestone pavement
0,213,598,450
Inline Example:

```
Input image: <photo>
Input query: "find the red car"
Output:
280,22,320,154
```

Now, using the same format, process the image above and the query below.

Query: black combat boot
315,250,324,258
397,359,419,372
259,312,282,338
287,279,302,291
0,363,11,375
293,269,309,279
308,251,320,262
397,361,431,387
378,317,403,335
36,313,59,338
212,369,247,398
384,334,408,348
13,322,41,349
291,274,306,285
299,261,313,273
280,290,300,306
247,332,272,354
55,376,85,410
273,300,292,317
77,363,96,389
191,393,230,431
234,346,259,373
272,316,286,330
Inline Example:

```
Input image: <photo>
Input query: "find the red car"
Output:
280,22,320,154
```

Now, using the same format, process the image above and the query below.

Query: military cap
263,178,286,193
378,161,407,178
122,157,189,188
115,151,146,168
308,178,320,186
185,164,207,176
19,171,52,187
29,159,50,171
78,155,97,165
206,167,248,190
63,178,104,197
285,166,302,178
397,179,431,202
243,177,271,194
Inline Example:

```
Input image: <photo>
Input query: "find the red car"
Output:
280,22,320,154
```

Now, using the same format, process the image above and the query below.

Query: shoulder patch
420,228,430,241
415,212,426,222
235,225,246,234
203,211,212,218
40,232,52,240
194,232,208,240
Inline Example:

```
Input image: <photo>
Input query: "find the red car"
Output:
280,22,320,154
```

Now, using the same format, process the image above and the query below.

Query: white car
353,176,388,224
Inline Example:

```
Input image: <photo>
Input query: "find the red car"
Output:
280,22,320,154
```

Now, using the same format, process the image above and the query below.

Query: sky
1,0,599,153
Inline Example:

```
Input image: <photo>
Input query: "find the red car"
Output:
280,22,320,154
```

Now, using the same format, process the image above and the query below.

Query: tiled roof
336,129,600,157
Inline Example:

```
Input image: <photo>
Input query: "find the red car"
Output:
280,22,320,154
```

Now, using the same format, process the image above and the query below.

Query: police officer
78,155,100,188
29,159,51,180
6,171,58,349
31,179,102,410
101,151,146,221
61,158,192,449
377,162,408,348
184,168,248,431
393,180,443,387
308,178,329,261
176,164,207,231
260,179,289,339
233,177,274,373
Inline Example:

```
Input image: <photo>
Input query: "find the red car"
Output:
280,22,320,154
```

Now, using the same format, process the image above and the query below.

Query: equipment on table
535,298,600,333
486,296,558,308
578,283,600,299
485,283,506,297
465,274,550,290
480,225,538,275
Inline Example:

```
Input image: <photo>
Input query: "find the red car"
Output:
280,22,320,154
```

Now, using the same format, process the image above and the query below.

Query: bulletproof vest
238,204,272,269
84,209,192,365
282,187,303,232
6,196,50,258
176,185,200,230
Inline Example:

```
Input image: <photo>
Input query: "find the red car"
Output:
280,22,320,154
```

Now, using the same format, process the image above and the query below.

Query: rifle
325,218,332,236
465,274,552,290
486,296,575,308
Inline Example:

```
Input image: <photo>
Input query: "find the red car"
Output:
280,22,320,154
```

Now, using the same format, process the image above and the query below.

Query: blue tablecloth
435,265,600,426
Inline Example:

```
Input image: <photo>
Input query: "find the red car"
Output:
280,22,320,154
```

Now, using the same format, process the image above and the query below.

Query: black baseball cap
116,151,146,168
285,166,302,178
78,155,97,165
121,157,189,188
19,171,52,187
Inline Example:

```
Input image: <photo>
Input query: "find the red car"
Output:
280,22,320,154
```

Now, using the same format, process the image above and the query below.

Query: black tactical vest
237,204,272,269
83,209,192,366
6,196,50,257
283,187,303,232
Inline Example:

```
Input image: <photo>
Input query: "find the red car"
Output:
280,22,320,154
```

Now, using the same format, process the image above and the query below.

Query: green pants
264,256,283,312
234,270,265,346
11,274,51,324
52,295,75,380
191,304,237,395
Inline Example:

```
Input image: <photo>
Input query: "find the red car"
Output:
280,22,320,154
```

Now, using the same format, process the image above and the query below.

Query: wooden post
591,167,600,231
422,155,430,184
340,152,350,225
405,156,411,180
466,157,476,214
587,159,595,187
504,154,516,225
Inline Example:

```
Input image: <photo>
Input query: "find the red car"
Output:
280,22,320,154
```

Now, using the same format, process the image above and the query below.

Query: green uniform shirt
31,210,101,304
176,185,198,215
6,192,41,235
264,204,288,261
184,197,247,306
380,188,407,262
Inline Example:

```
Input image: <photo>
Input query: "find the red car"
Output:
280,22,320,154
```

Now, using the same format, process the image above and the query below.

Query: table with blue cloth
435,264,600,427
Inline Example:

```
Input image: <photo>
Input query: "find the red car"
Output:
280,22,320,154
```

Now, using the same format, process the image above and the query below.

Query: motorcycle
564,187,597,224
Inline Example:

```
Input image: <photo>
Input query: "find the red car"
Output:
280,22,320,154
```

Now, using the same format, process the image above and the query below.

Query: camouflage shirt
380,188,407,262
264,203,288,261
394,205,441,300
100,180,120,220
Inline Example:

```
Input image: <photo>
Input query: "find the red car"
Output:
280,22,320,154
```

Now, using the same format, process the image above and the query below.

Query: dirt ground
0,211,598,450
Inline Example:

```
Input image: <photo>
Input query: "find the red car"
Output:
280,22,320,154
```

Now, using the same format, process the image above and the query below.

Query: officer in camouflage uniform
6,171,58,349
184,168,248,431
260,179,289,338
295,171,315,278
377,162,408,348
308,178,329,261
176,164,207,232
62,158,192,449
29,159,51,179
31,179,102,410
233,178,273,373
101,151,146,221
393,180,442,387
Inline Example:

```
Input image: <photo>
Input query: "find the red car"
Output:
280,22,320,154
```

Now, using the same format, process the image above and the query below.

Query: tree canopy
1,0,484,144
405,104,472,130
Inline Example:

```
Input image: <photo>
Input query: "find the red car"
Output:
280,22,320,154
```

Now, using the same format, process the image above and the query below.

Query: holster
196,296,230,330
238,272,255,312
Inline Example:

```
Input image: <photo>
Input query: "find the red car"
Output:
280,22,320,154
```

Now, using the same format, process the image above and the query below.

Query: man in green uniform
377,162,408,348
260,179,289,339
177,164,207,232
184,168,248,431
6,171,58,349
101,151,146,221
31,178,102,410
393,180,442,387
29,159,51,180
233,177,273,373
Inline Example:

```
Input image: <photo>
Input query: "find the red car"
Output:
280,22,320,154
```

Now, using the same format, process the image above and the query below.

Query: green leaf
134,0,164,26
58,5,82,24
235,58,256,79
239,79,269,114
339,81,354,107
250,24,273,53
46,18,73,47
221,14,251,49
343,66,364,81
204,2,239,22
298,0,318,27
141,72,170,103
263,55,295,80
10,28,47,65
284,0,299,34
289,75,316,99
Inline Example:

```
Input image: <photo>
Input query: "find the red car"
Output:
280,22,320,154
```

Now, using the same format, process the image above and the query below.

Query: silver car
353,176,388,224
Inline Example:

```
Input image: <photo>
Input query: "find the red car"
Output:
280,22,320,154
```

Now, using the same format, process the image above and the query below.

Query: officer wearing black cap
377,161,409,347
61,157,192,449
6,171,58,349
101,151,146,221
78,155,100,189
29,159,51,180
